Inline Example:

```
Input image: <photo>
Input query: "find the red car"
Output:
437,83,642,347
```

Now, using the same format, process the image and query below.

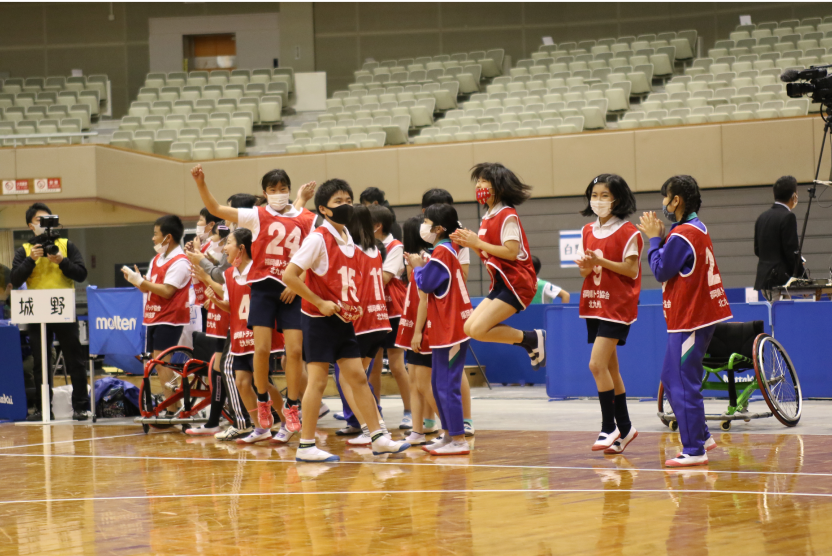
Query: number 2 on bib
266,221,301,257
705,247,722,287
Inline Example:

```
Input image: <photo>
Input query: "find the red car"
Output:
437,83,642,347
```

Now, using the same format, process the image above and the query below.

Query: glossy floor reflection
0,425,831,555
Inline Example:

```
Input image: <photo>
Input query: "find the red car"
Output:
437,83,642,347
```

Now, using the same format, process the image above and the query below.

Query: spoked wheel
657,382,678,430
139,346,194,430
753,334,802,427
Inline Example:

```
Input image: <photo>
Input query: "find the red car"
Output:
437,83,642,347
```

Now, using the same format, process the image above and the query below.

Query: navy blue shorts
247,279,302,331
357,330,388,360
406,350,432,368
302,314,361,364
586,318,631,346
231,353,255,372
383,317,401,349
487,273,524,313
145,324,184,353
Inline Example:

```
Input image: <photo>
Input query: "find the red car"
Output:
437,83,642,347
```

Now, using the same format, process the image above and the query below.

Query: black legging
205,333,250,429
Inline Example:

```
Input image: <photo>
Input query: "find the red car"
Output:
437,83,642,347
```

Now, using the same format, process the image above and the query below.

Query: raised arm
191,165,238,223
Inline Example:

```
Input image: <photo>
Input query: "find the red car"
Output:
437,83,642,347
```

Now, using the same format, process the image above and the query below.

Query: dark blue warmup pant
431,340,469,438
661,325,715,457
334,360,382,429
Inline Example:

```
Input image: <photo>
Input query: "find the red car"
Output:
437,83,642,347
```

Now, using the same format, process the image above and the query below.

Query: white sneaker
404,432,427,445
334,411,346,421
319,402,331,419
592,428,620,451
463,422,475,437
214,426,252,441
424,420,440,434
604,427,638,454
296,445,340,463
422,433,448,453
429,440,470,456
270,425,295,444
529,329,546,370
371,435,411,455
336,424,361,436
236,429,272,445
185,424,222,436
348,432,372,446
665,453,709,467
676,436,718,458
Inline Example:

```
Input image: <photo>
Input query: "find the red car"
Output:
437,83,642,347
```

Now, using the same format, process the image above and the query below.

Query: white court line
2,488,832,506
0,452,826,479
0,432,145,451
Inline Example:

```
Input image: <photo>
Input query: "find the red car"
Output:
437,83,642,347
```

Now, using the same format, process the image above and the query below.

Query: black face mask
326,203,354,225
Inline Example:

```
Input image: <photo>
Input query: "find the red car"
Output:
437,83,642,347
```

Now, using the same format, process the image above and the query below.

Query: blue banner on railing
0,323,27,421
87,286,145,374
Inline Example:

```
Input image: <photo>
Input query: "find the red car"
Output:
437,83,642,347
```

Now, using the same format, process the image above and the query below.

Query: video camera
782,65,832,105
37,214,62,256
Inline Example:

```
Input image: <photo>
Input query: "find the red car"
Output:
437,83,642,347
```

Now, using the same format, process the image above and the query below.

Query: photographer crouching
10,202,90,421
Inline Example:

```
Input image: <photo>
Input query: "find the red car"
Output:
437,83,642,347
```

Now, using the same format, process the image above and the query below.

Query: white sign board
559,230,583,268
11,289,76,324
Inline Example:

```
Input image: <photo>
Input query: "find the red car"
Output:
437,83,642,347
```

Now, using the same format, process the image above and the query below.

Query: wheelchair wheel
139,346,194,430
753,334,802,427
657,382,677,430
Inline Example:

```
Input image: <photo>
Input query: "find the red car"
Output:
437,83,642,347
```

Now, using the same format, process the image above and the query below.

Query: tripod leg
468,346,491,390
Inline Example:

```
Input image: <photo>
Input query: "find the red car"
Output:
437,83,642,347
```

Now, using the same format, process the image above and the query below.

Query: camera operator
754,176,804,301
10,202,90,421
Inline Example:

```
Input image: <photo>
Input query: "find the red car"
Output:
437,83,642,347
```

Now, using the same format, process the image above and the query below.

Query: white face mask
590,200,613,218
196,225,209,241
420,222,437,244
268,193,290,211
209,243,224,258
31,224,45,236
153,239,168,255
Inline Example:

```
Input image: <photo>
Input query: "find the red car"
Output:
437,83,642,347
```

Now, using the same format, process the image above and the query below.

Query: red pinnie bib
301,227,362,322
477,205,537,308
425,243,473,348
395,253,432,354
224,266,283,355
248,206,308,286
353,246,392,335
143,253,191,326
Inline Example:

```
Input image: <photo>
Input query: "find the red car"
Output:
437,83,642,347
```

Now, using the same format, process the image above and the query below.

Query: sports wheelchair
657,321,802,432
135,332,237,433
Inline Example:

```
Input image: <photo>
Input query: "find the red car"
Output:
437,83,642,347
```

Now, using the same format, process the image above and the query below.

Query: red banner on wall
1,178,61,195
2,180,30,195
34,178,62,194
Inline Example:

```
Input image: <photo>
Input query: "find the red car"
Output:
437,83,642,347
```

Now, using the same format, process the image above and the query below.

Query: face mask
268,193,290,211
326,203,354,225
153,239,168,255
590,200,612,218
420,222,437,244
662,202,678,223
209,243,224,259
230,251,244,268
476,187,492,205
31,224,45,236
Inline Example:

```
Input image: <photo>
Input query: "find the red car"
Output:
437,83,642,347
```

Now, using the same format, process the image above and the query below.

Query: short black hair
346,204,376,251
774,175,798,203
368,204,394,235
227,193,258,209
261,169,291,191
471,162,531,207
424,203,461,240
580,174,637,218
154,214,184,243
402,215,432,254
359,187,386,204
315,179,353,215
421,188,454,208
231,227,252,258
199,207,223,225
25,202,51,225
661,175,702,219
531,255,541,275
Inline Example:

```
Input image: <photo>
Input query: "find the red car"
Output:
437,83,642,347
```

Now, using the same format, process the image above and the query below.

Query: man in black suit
754,176,803,300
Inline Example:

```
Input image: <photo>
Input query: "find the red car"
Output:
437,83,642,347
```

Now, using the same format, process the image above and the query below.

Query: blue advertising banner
0,323,27,421
87,286,145,375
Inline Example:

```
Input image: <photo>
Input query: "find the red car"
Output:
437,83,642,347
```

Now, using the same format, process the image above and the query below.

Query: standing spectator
360,187,402,241
754,176,803,300
10,202,90,421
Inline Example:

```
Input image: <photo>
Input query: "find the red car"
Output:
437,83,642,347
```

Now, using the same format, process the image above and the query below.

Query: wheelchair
657,321,802,431
135,332,237,433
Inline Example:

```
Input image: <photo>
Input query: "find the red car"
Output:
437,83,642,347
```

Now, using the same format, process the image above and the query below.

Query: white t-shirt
148,245,190,289
541,281,563,303
381,234,405,277
483,203,521,245
237,205,302,242
290,220,355,276
578,216,640,260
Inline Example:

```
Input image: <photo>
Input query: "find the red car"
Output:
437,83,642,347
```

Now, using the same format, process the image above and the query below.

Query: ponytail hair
232,227,252,258
345,204,377,251
424,203,461,240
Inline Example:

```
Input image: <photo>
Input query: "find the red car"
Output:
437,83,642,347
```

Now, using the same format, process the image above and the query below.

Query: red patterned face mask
476,187,492,205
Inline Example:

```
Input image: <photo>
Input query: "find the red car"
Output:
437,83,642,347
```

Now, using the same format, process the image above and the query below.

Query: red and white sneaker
665,453,708,467
283,404,301,433
592,428,620,451
676,436,717,458
604,427,638,454
257,400,274,430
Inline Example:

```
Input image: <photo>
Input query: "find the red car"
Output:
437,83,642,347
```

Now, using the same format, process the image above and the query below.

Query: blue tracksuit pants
431,340,469,438
662,325,715,457
334,360,382,429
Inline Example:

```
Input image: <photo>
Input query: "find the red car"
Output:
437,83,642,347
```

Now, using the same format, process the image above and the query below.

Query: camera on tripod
782,65,832,104
37,214,62,256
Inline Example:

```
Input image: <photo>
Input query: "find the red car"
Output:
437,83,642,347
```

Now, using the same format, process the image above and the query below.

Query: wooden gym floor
0,424,830,556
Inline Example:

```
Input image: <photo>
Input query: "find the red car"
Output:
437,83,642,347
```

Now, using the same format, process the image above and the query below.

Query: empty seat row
343,81,459,111
1,75,109,105
286,136,386,153
144,68,294,93
727,26,832,43
359,49,504,79
119,113,253,136
126,97,279,129
313,115,411,145
165,140,240,161
137,81,290,106
619,99,810,127
431,98,607,130
111,128,245,157
0,118,85,146
415,116,586,142
351,65,482,94
0,104,91,129
0,91,100,117
734,17,832,32
320,99,436,127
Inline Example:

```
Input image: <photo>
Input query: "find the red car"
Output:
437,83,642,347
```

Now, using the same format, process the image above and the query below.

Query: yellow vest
22,238,74,290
